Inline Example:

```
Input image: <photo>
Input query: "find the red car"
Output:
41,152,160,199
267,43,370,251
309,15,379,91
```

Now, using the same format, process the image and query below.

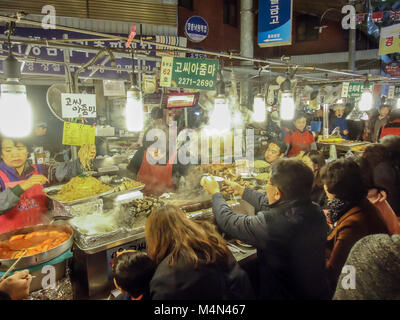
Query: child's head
333,105,345,118
293,112,307,131
112,250,156,299
379,104,391,118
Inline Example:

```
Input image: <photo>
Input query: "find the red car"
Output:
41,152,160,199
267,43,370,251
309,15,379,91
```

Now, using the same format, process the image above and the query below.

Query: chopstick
0,250,28,282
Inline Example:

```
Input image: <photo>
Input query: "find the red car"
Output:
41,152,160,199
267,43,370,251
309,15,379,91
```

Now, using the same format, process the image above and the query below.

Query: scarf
326,199,356,224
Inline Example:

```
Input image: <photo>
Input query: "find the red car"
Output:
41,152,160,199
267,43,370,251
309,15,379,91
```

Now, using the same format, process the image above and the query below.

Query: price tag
341,82,350,98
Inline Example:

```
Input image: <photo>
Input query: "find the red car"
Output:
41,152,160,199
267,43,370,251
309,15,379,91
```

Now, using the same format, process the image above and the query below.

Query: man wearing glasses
202,159,330,300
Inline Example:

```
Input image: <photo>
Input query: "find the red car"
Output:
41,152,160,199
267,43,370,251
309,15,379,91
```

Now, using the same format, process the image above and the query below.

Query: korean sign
258,0,293,48
0,27,186,80
379,24,400,56
61,94,97,118
62,122,96,146
185,16,209,43
160,57,218,91
347,82,374,98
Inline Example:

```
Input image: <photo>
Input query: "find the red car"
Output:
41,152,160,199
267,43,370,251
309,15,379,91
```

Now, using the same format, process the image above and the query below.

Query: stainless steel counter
70,199,257,299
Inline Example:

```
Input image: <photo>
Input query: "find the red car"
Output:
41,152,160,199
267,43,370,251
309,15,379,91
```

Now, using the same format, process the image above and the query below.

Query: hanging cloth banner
379,24,400,56
258,0,293,48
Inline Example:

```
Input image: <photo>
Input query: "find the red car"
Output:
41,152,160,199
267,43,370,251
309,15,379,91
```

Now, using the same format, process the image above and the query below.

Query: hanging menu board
160,57,218,90
61,93,97,118
62,122,96,146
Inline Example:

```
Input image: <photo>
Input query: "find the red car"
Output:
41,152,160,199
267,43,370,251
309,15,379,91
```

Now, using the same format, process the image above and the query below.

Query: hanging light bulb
204,74,231,136
0,24,33,138
279,77,295,120
232,109,243,127
358,78,373,111
125,85,144,132
280,92,296,120
0,84,33,138
125,50,144,132
252,94,266,122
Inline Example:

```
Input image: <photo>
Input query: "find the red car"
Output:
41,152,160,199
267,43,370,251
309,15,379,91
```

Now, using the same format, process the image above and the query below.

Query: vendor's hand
224,180,245,197
20,175,48,191
201,176,220,195
0,270,32,300
343,130,349,135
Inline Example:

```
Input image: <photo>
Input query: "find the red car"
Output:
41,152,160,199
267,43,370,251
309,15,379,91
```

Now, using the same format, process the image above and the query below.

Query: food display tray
43,185,114,206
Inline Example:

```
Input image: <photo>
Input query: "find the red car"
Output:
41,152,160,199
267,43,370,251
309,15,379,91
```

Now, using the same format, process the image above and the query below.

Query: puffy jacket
212,188,330,300
150,252,255,300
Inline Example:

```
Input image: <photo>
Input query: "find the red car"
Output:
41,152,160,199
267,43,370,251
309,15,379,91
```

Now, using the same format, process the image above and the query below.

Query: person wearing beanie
333,234,400,300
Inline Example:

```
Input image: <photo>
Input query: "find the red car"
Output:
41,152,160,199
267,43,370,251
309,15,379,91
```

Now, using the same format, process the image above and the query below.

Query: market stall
0,10,400,301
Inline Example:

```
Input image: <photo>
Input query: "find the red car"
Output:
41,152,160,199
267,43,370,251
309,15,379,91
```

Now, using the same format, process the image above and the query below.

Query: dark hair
268,139,288,155
151,107,163,120
0,136,32,155
302,150,325,188
270,159,314,200
388,109,400,122
320,158,367,203
293,111,308,122
112,251,156,298
380,135,400,182
360,144,390,188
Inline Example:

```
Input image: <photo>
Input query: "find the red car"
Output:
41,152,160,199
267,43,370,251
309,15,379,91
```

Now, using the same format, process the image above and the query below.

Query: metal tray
43,185,114,206
0,224,73,271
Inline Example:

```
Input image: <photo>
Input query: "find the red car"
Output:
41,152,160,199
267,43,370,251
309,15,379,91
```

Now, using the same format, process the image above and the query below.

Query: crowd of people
1,103,400,301
107,132,400,300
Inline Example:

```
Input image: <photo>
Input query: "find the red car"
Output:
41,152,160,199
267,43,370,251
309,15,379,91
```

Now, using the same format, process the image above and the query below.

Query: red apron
137,150,178,196
0,166,48,234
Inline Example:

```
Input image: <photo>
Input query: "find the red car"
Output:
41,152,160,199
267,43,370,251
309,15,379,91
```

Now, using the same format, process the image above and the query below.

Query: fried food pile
0,230,70,259
119,197,164,228
114,180,144,192
199,164,235,177
52,176,112,202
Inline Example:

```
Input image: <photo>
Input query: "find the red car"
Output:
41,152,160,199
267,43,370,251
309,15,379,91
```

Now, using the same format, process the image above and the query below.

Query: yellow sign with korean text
62,122,96,146
379,24,400,56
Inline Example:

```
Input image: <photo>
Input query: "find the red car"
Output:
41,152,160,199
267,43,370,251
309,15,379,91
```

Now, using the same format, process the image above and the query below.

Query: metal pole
240,0,254,108
323,102,330,139
0,15,365,78
348,0,356,72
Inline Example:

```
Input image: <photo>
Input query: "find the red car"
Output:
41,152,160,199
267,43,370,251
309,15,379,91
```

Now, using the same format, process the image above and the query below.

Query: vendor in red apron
127,136,189,197
0,137,48,234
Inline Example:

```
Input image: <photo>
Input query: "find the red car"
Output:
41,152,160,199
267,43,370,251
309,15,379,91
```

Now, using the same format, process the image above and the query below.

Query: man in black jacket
202,159,330,300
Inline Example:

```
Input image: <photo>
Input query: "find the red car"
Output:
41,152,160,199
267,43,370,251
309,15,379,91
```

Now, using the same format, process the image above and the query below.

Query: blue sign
258,0,292,48
187,47,208,59
185,16,209,43
0,27,181,80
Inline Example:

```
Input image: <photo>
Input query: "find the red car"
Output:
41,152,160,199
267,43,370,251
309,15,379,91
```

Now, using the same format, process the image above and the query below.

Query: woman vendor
0,137,48,234
127,136,189,197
